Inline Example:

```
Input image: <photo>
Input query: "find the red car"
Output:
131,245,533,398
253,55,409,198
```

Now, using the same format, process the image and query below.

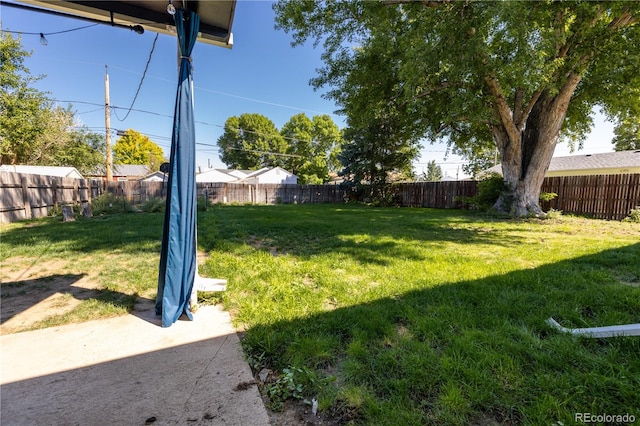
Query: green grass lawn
2,204,639,424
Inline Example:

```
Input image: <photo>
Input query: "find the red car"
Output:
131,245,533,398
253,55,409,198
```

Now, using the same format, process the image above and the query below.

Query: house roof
549,150,640,171
112,164,150,176
484,150,640,175
0,165,84,179
141,171,166,181
195,168,239,183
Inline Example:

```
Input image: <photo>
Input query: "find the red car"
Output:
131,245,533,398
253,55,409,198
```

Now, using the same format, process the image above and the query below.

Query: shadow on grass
0,213,165,256
197,204,530,266
0,273,140,331
239,243,640,425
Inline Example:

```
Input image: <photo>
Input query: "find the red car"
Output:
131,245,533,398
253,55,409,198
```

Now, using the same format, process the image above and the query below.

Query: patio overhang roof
13,0,236,48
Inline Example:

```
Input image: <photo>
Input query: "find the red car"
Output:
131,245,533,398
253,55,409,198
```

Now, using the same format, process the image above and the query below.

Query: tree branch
484,77,520,143
516,89,543,131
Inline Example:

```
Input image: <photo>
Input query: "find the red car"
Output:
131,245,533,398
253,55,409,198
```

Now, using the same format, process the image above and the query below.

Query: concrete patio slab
0,305,270,426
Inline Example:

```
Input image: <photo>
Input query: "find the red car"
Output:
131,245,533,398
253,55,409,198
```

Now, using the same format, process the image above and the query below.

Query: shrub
539,192,558,203
459,173,506,210
91,192,133,215
623,206,640,223
140,197,165,213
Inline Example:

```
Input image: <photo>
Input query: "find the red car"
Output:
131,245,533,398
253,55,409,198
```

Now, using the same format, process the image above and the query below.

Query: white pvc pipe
546,317,640,338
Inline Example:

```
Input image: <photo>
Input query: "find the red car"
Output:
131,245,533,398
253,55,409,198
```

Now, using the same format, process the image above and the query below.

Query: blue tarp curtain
155,9,200,327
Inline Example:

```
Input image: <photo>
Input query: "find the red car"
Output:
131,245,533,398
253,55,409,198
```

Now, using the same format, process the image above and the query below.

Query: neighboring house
0,165,84,179
196,167,298,184
196,168,241,183
241,167,298,185
483,150,640,177
140,171,167,182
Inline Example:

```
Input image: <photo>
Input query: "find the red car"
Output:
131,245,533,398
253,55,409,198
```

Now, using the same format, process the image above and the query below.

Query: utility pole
105,65,113,181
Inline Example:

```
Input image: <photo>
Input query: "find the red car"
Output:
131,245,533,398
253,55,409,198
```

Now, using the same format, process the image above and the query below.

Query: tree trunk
492,74,582,216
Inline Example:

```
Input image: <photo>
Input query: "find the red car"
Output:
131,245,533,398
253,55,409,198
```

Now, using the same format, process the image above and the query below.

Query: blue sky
2,0,616,178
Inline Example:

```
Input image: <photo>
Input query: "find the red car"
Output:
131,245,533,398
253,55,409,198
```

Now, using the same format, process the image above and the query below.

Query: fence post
52,180,58,211
20,176,32,219
73,180,79,205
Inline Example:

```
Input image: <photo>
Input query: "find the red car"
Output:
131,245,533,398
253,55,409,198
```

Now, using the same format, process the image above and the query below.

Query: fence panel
540,173,640,220
0,172,92,223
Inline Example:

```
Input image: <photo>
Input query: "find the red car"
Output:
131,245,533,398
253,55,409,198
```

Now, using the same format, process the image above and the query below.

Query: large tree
113,129,166,171
1,32,71,165
1,33,106,172
274,1,640,216
218,113,287,170
280,113,343,183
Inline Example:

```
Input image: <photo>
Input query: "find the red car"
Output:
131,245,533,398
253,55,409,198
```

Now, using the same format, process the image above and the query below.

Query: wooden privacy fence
0,171,91,223
392,181,479,208
2,171,639,223
198,183,348,205
541,174,640,221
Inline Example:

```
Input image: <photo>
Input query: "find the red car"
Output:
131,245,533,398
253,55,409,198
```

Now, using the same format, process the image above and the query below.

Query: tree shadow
0,273,147,333
0,213,165,256
237,243,640,424
197,204,535,266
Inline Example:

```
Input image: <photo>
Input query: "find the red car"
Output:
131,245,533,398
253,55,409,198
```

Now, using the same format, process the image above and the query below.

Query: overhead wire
113,33,160,122
1,23,99,36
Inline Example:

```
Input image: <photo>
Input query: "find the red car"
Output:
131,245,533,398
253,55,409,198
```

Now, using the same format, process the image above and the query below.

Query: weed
91,192,133,215
140,197,165,213
265,366,334,411
623,206,640,223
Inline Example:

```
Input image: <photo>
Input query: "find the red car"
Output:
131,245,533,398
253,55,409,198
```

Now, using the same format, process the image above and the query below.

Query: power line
114,33,159,122
75,107,103,115
1,23,99,36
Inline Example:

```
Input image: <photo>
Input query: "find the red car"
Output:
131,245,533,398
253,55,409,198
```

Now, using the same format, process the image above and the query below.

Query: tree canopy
281,113,343,184
274,0,640,215
612,115,640,151
217,113,287,170
217,112,343,182
1,33,106,173
113,129,166,171
424,160,443,182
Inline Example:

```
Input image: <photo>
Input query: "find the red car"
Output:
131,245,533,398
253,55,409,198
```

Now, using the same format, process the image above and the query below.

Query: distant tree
113,129,165,171
52,127,106,175
612,115,640,151
0,32,73,165
281,113,343,183
424,160,443,182
0,33,105,171
335,29,420,192
218,113,287,169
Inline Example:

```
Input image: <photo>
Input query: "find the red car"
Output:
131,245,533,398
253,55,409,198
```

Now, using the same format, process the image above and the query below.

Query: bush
91,192,133,215
140,197,165,213
459,173,506,210
539,192,558,203
623,206,640,223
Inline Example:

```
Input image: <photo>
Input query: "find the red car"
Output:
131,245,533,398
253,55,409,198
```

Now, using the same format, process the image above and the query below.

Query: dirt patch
0,267,106,335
